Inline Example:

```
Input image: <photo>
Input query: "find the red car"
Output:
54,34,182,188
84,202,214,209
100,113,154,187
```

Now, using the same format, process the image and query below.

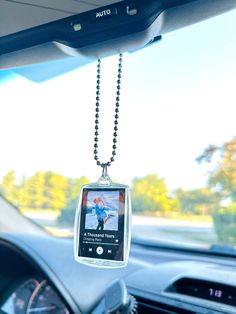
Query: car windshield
1,9,236,252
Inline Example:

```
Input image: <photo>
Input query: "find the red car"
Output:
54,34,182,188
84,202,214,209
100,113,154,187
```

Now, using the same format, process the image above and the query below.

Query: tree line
0,172,219,217
0,171,88,212
1,137,236,218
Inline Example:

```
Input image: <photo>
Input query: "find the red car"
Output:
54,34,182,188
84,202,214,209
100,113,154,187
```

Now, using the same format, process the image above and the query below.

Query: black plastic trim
0,0,196,55
129,287,227,314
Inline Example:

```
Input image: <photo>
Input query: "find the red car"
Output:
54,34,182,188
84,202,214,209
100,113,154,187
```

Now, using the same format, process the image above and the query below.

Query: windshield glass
1,9,236,251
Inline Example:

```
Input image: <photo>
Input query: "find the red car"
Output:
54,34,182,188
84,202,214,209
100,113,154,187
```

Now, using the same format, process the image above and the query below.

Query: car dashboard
1,234,236,314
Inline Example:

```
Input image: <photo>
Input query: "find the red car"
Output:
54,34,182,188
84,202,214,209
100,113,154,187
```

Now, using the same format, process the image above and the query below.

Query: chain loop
93,53,123,168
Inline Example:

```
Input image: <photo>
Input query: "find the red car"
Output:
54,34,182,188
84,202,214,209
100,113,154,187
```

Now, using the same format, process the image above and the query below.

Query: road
24,211,218,246
132,216,217,247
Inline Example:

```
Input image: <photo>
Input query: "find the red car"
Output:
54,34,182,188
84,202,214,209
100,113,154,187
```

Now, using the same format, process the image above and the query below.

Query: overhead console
1,0,236,68
0,0,165,60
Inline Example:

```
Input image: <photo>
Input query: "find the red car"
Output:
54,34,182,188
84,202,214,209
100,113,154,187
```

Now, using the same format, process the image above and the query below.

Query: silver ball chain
93,53,123,169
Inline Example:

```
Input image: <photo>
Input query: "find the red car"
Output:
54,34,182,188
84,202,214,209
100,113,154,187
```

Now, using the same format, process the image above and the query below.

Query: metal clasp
97,163,112,186
102,163,108,177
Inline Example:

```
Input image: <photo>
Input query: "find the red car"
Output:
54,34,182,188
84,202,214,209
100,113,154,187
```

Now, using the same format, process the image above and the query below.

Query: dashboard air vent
135,296,194,314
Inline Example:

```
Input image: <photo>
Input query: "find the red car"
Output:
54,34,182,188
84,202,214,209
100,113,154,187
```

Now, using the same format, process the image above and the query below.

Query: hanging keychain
74,54,132,268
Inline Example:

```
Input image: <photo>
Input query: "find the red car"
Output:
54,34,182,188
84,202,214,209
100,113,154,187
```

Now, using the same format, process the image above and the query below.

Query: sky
0,9,236,191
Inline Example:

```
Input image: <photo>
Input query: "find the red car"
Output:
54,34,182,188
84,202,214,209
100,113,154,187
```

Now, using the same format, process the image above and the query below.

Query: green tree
197,137,236,199
209,139,236,200
43,172,68,210
66,176,89,205
59,176,89,225
0,171,18,205
176,188,219,216
131,174,178,215
19,172,46,208
197,138,236,243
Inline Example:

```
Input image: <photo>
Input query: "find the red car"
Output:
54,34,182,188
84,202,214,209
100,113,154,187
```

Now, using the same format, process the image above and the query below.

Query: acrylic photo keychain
74,54,132,268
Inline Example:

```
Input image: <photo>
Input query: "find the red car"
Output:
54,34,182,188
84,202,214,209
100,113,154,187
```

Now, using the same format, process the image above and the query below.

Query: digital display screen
78,188,125,261
173,278,236,306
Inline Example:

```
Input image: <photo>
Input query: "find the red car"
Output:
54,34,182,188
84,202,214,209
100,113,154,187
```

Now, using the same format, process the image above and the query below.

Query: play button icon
96,246,104,255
